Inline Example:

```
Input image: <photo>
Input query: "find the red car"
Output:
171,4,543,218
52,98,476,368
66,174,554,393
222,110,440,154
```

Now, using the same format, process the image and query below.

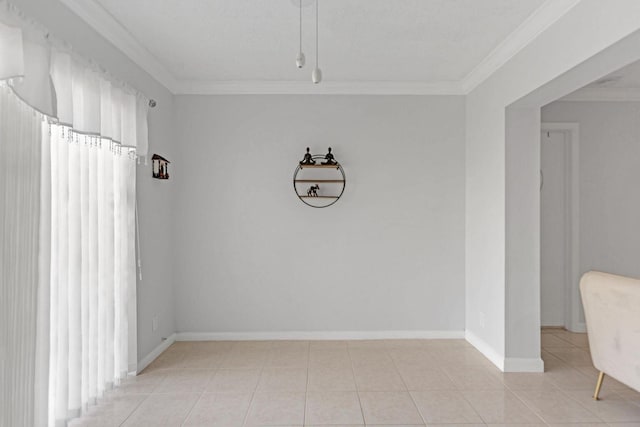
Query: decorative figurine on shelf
321,147,337,165
300,147,315,165
307,184,320,197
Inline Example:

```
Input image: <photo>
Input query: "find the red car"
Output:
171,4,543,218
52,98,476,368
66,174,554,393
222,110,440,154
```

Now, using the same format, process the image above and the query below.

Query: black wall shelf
293,153,346,208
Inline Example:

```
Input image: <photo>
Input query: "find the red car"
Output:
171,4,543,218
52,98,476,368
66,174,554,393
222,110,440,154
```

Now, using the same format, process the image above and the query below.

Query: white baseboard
136,333,176,374
465,330,546,372
176,330,465,341
543,323,587,333
503,357,545,372
465,329,505,371
567,323,587,333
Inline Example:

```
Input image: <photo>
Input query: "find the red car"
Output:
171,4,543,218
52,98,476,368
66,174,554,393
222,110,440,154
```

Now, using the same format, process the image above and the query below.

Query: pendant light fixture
295,0,305,68
312,0,322,84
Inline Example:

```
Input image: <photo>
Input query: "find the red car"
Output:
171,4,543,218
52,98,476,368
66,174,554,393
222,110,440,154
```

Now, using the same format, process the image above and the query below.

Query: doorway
540,123,583,333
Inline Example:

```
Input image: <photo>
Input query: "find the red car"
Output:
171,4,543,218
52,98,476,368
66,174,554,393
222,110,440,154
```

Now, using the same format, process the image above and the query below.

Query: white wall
466,0,640,371
504,107,542,368
542,101,640,280
11,0,177,364
172,95,466,336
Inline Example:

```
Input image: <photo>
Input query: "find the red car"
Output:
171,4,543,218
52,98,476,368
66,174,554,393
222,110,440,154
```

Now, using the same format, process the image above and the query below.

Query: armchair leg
593,371,605,400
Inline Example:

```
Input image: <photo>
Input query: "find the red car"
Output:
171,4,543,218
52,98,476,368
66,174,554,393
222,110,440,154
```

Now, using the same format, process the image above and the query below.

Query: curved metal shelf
299,164,340,169
294,179,344,183
293,154,346,208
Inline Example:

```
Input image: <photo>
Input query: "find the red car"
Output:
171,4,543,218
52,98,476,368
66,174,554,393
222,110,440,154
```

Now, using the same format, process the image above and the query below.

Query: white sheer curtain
1,3,147,426
0,8,150,160
0,83,44,427
46,126,137,427
48,47,149,158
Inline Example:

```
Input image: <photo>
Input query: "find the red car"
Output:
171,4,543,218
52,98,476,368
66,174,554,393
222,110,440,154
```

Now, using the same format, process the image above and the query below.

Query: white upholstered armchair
580,271,640,399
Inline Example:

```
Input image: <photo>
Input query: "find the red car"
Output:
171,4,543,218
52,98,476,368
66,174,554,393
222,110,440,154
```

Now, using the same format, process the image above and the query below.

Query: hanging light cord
315,0,319,67
135,200,143,281
299,0,303,54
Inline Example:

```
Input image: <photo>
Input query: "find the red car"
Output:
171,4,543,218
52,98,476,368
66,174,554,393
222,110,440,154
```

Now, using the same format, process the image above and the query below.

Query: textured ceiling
94,0,546,83
587,60,640,89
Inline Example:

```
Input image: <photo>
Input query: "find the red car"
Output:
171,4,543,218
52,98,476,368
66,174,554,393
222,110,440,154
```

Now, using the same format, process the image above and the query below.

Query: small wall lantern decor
151,154,170,179
293,147,346,208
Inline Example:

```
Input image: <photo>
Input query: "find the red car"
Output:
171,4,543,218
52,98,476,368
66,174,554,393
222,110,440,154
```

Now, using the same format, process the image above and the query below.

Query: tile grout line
178,366,215,427
505,337,547,403
386,344,428,426
507,338,604,426
348,344,370,426
116,368,168,427
302,341,310,426
543,338,602,424
503,374,559,425
451,377,491,425
240,340,271,427
117,393,151,427
179,389,206,427
545,329,580,347
554,379,609,424
434,346,515,425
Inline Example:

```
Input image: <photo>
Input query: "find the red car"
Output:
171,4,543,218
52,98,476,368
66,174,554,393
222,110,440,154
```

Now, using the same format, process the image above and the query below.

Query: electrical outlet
152,315,159,332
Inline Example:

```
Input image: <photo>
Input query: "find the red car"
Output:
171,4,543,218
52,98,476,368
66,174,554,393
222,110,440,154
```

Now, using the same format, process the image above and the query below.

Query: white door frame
541,122,584,333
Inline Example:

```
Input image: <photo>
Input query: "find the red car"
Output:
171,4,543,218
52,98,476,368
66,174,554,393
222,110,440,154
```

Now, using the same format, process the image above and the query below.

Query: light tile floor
70,329,640,426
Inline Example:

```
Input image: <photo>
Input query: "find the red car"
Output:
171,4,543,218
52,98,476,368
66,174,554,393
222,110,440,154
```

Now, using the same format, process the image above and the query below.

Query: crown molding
558,87,640,102
59,0,581,96
174,80,465,95
59,0,179,92
460,0,581,93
